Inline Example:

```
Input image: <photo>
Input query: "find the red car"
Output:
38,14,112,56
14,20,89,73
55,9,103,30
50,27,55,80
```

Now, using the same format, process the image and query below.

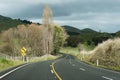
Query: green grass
60,45,94,56
0,40,3,46
60,47,79,56
77,55,120,71
0,58,24,71
77,53,120,71
0,54,62,72
83,44,95,51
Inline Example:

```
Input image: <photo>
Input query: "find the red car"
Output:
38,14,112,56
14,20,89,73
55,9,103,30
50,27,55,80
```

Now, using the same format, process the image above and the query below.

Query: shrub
89,38,120,67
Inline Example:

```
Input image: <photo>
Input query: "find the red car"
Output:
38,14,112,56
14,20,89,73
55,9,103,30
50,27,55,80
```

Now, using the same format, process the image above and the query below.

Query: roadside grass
98,65,120,71
77,51,120,71
0,40,4,47
83,44,95,51
60,47,79,56
61,46,120,71
0,54,62,72
0,58,24,71
88,38,120,71
29,54,62,62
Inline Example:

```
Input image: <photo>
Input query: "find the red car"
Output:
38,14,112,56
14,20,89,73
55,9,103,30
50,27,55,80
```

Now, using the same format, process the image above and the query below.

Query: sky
0,0,120,33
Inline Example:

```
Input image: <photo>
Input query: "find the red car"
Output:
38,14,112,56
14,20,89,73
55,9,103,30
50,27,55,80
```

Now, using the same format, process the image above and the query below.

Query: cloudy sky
0,0,120,32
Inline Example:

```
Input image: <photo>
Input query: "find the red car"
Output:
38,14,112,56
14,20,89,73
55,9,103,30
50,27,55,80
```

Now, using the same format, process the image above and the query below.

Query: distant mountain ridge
0,15,32,32
62,25,120,36
0,15,120,37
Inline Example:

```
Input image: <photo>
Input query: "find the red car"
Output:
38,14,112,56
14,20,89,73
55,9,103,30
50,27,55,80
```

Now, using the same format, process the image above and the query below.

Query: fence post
97,59,99,66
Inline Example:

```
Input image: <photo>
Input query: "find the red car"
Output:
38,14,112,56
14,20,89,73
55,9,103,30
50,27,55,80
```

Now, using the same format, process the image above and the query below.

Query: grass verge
60,47,79,56
29,54,62,62
0,58,24,72
0,54,62,72
62,47,120,71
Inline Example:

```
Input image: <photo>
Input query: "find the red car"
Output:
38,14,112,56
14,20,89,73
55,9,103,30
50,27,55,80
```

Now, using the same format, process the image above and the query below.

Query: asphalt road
0,54,120,80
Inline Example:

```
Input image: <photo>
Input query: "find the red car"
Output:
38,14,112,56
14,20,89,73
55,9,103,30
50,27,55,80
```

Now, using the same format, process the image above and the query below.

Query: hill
0,15,32,32
81,28,97,34
62,26,114,47
62,26,98,35
115,31,120,37
62,25,81,35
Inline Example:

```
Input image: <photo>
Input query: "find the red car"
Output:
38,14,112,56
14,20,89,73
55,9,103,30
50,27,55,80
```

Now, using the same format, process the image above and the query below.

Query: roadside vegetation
0,58,24,71
0,5,67,71
29,54,62,62
61,38,120,71
60,43,95,56
0,54,62,71
77,38,120,71
0,24,67,56
60,47,79,56
88,38,120,71
0,5,67,57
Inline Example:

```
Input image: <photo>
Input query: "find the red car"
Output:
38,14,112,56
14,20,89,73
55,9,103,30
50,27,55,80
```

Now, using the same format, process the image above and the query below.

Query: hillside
115,31,120,37
62,25,81,35
0,15,32,32
62,26,98,35
63,26,115,47
81,28,97,34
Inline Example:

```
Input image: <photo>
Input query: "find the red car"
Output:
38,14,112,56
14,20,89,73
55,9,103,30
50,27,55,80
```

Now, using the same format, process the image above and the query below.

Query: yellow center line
51,55,69,80
52,62,62,80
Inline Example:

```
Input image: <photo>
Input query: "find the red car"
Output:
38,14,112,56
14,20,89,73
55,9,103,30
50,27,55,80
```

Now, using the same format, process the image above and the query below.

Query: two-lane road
54,55,120,80
0,54,120,80
0,60,56,80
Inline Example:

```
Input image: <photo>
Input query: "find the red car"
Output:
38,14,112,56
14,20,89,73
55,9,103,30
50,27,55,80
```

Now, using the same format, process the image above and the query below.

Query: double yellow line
51,62,62,80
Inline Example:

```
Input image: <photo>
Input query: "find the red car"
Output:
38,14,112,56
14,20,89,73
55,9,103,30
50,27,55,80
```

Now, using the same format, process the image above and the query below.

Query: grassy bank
0,54,61,72
60,47,79,56
0,58,24,71
29,54,62,62
88,38,120,71
62,46,120,71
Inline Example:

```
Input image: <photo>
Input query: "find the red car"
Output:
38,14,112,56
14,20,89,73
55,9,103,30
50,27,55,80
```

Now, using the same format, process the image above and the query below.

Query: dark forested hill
0,15,32,32
62,25,81,35
62,25,119,47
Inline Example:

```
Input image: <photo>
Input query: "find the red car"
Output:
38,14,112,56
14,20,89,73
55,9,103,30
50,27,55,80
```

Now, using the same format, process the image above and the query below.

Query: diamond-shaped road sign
21,47,26,57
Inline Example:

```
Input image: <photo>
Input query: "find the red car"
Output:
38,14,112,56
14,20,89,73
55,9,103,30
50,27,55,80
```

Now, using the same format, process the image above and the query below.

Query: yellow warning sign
21,47,26,57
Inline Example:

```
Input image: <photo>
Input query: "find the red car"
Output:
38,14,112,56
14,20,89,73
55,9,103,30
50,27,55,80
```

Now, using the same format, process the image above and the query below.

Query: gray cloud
0,0,120,32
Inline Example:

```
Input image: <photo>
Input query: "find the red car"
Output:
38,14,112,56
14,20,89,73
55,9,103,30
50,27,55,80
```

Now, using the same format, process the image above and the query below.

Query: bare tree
42,5,54,54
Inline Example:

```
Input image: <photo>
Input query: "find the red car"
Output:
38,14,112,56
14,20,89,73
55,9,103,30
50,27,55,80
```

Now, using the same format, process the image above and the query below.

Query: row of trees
0,5,67,57
66,34,110,47
0,24,67,56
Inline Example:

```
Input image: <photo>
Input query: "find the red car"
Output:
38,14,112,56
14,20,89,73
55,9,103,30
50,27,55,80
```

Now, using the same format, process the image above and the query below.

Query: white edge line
51,70,53,74
0,64,28,79
102,76,113,80
76,59,120,74
72,64,75,66
80,68,86,71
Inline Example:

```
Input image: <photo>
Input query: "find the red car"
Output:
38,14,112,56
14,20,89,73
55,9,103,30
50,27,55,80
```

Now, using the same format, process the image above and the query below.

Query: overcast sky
0,0,120,33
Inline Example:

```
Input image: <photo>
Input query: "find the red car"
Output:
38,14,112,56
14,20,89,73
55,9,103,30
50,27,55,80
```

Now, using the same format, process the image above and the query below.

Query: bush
0,58,9,64
89,38,120,67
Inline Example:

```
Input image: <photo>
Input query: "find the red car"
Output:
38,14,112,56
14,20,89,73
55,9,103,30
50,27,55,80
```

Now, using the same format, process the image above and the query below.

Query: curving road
0,54,120,80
